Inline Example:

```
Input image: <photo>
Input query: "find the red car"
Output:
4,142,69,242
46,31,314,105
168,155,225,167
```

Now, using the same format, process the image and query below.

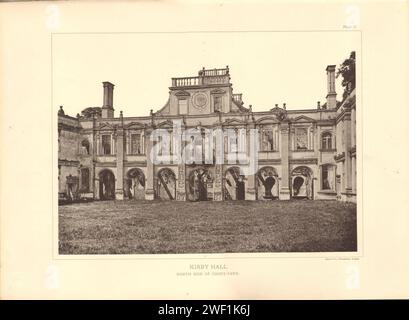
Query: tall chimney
325,65,337,109
102,81,114,118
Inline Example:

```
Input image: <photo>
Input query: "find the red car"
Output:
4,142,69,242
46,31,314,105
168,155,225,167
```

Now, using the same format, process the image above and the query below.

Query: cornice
95,162,117,167
58,159,80,166
289,158,318,165
257,159,282,164
124,161,148,167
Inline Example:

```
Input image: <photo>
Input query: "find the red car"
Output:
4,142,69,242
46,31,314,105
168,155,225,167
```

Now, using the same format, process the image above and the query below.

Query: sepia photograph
56,32,358,255
2,0,409,301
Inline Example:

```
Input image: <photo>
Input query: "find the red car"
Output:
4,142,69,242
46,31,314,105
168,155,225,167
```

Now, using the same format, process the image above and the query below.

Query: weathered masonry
58,64,356,203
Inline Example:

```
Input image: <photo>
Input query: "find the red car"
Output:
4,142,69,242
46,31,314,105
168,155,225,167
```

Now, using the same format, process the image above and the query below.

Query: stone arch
126,168,145,200
187,167,213,201
156,120,174,129
99,169,115,200
291,166,313,199
255,116,280,124
156,168,176,200
223,166,245,200
256,166,279,200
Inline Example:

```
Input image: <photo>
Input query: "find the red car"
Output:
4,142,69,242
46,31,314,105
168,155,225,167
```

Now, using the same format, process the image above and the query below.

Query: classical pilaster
92,116,98,199
279,121,291,200
214,164,223,201
175,123,186,201
351,156,356,194
343,106,353,195
115,128,124,200
145,129,155,200
245,124,256,200
213,124,223,201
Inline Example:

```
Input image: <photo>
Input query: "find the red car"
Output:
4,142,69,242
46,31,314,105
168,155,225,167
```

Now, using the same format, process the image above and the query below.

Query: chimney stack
102,81,114,118
325,65,337,109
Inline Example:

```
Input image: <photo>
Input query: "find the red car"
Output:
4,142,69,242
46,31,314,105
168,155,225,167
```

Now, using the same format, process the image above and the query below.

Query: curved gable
124,122,146,130
256,116,280,124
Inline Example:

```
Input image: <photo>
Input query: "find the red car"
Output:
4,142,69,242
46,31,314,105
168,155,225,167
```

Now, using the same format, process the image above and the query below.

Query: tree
337,51,356,101
81,107,102,119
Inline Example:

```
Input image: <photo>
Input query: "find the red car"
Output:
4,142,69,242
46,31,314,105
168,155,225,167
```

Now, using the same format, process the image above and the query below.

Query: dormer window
295,128,308,150
101,134,111,155
178,99,188,115
261,127,275,151
321,132,333,150
214,96,222,112
131,133,142,154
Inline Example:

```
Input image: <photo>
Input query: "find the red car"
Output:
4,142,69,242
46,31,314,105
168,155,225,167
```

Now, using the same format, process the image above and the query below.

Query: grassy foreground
59,200,357,254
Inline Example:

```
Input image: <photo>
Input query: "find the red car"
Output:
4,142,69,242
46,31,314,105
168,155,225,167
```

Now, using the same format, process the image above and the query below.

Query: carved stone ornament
192,92,208,110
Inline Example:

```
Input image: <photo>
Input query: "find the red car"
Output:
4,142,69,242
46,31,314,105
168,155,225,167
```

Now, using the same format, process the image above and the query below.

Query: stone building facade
58,65,356,203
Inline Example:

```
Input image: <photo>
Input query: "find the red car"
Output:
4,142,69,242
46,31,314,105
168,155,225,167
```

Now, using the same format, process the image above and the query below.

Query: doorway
99,169,115,200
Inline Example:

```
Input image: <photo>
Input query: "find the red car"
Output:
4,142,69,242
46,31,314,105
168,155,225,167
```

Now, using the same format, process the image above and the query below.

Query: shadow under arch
156,168,176,200
99,169,115,200
256,166,279,200
223,166,245,200
291,166,313,199
126,168,145,200
187,167,213,201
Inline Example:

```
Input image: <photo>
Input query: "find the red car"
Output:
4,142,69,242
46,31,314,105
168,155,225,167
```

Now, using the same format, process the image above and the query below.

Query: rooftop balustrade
171,67,231,88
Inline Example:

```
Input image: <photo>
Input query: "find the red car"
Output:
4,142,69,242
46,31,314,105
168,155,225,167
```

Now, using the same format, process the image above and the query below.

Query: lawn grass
59,200,357,254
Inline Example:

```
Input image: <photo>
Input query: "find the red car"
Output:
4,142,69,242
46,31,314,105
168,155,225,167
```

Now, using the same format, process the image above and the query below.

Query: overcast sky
53,32,359,117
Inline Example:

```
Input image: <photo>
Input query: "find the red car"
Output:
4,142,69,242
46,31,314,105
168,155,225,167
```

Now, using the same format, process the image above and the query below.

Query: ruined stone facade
58,65,356,203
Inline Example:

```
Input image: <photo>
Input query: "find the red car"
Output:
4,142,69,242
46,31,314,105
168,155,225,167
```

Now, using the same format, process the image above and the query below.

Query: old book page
0,0,408,299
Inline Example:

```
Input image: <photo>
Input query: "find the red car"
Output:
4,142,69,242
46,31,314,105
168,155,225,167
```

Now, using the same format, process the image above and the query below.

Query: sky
53,31,359,117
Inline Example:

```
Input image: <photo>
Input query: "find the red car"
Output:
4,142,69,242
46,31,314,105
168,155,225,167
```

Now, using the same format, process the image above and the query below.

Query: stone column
351,156,356,194
245,124,256,200
175,124,186,201
213,164,223,201
115,128,124,200
279,121,291,200
213,125,223,201
92,122,98,199
145,129,155,200
343,106,353,196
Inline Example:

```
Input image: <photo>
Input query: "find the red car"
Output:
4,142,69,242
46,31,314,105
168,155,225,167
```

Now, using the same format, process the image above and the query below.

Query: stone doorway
291,166,313,199
156,168,176,200
99,169,115,200
126,168,145,200
224,167,245,200
256,166,278,200
187,168,212,201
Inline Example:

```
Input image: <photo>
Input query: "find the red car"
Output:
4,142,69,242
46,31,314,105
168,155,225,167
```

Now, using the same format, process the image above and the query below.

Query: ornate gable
156,119,174,128
124,122,146,130
175,90,191,97
155,97,171,116
222,118,247,127
291,115,316,123
99,122,115,130
270,106,287,121
210,88,226,95
256,116,280,124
